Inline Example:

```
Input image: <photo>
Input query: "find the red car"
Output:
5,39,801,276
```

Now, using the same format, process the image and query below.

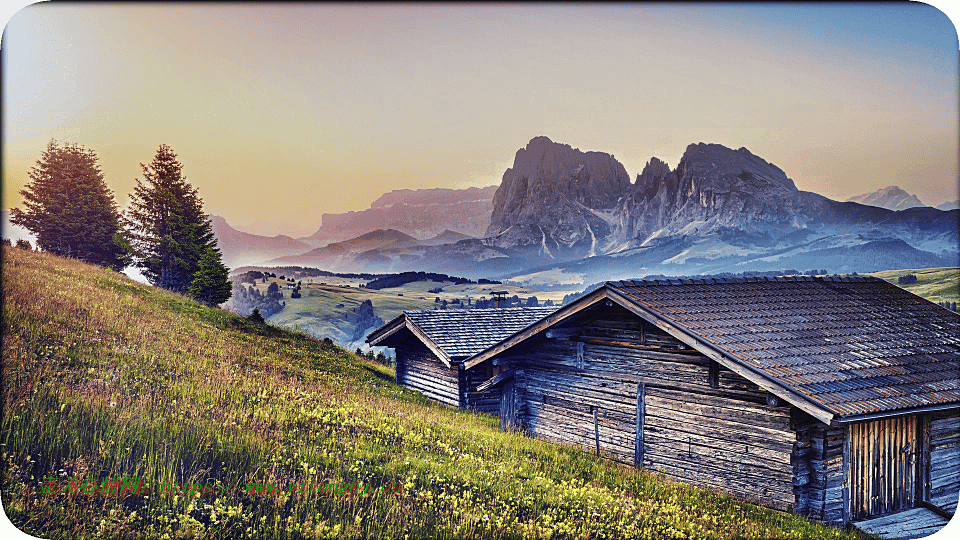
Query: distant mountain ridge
936,200,959,211
210,215,313,269
300,185,496,246
846,186,927,211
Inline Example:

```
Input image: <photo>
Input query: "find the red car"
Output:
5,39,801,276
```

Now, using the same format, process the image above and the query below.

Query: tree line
9,140,231,306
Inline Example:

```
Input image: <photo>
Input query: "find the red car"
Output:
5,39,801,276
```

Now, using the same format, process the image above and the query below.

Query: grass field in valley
866,267,959,304
1,247,870,539
256,276,574,346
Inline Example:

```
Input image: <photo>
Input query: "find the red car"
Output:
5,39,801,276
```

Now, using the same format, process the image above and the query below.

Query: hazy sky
3,3,958,237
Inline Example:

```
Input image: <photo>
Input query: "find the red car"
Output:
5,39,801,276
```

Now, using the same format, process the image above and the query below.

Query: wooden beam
573,336,702,355
636,382,645,468
709,360,719,389
594,408,600,456
545,328,581,339
842,423,851,524
476,369,514,392
365,314,407,345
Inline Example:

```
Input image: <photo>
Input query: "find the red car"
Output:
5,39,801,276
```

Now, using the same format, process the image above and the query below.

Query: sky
3,3,958,238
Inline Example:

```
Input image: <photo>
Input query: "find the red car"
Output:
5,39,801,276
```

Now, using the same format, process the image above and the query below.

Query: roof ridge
608,275,883,287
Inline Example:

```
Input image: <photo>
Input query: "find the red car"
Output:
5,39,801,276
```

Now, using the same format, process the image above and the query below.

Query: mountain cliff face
485,136,631,257
610,143,832,251
847,186,927,211
302,186,496,246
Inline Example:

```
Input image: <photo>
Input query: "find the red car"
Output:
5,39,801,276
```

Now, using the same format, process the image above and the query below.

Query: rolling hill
1,246,865,539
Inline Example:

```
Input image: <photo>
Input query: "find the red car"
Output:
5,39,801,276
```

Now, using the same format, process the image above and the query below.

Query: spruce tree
126,144,219,293
188,246,232,305
10,140,130,269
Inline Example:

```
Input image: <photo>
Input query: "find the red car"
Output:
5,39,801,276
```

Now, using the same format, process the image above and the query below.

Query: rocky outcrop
348,299,384,342
485,136,631,257
611,143,819,249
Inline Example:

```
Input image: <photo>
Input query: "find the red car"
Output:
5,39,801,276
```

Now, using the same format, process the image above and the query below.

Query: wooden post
842,424,851,524
577,341,584,369
635,382,645,468
920,413,930,504
593,407,600,456
708,360,719,389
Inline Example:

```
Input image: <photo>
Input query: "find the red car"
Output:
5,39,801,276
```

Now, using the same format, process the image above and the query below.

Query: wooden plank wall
503,306,797,511
464,363,500,414
847,416,918,521
395,338,461,408
792,413,845,525
929,410,960,513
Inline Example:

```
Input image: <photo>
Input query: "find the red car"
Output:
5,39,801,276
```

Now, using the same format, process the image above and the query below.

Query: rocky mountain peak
485,136,632,256
676,142,798,194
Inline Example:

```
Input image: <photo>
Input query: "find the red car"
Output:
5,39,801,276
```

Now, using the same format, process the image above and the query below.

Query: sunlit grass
866,267,959,304
2,247,870,539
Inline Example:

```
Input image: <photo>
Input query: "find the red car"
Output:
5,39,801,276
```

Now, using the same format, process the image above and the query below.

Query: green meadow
2,247,869,539
253,277,573,344
866,267,959,304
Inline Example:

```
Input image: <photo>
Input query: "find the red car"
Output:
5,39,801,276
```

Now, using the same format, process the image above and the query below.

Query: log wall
501,306,798,511
792,413,846,525
928,410,960,513
395,338,461,408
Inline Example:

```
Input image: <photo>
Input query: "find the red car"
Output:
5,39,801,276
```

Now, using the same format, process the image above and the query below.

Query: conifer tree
125,144,219,293
188,246,232,305
11,140,130,269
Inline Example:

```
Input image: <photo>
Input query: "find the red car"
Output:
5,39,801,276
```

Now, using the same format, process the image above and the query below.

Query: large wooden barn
456,277,959,532
366,306,556,412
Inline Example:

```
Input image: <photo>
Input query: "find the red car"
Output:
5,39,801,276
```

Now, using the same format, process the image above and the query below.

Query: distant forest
232,266,382,281
364,271,500,290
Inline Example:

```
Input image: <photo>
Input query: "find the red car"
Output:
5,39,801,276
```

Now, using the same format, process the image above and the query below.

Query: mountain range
232,136,956,285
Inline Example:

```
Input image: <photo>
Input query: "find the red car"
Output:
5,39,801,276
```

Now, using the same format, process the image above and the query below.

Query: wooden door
849,416,919,519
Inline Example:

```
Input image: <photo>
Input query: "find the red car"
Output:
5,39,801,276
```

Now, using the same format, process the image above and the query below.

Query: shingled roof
465,276,960,424
367,307,558,366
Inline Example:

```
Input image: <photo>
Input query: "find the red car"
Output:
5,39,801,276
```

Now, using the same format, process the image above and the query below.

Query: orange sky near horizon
3,3,958,238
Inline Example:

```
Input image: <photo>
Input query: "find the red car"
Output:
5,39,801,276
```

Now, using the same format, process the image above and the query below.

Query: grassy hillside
866,267,959,304
2,247,867,539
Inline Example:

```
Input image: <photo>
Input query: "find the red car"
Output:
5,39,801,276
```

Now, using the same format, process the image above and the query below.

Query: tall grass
1,247,870,539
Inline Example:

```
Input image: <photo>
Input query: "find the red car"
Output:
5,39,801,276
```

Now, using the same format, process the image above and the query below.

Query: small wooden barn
459,277,959,530
366,306,556,412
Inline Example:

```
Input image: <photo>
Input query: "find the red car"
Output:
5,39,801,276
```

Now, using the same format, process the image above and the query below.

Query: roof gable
465,276,960,423
367,307,558,364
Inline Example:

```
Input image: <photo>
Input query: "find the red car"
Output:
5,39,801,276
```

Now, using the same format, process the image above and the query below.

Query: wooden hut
461,276,959,530
366,307,556,412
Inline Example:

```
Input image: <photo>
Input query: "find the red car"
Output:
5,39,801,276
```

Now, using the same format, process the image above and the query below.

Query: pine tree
188,246,232,306
125,144,218,293
247,307,265,324
10,140,130,269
